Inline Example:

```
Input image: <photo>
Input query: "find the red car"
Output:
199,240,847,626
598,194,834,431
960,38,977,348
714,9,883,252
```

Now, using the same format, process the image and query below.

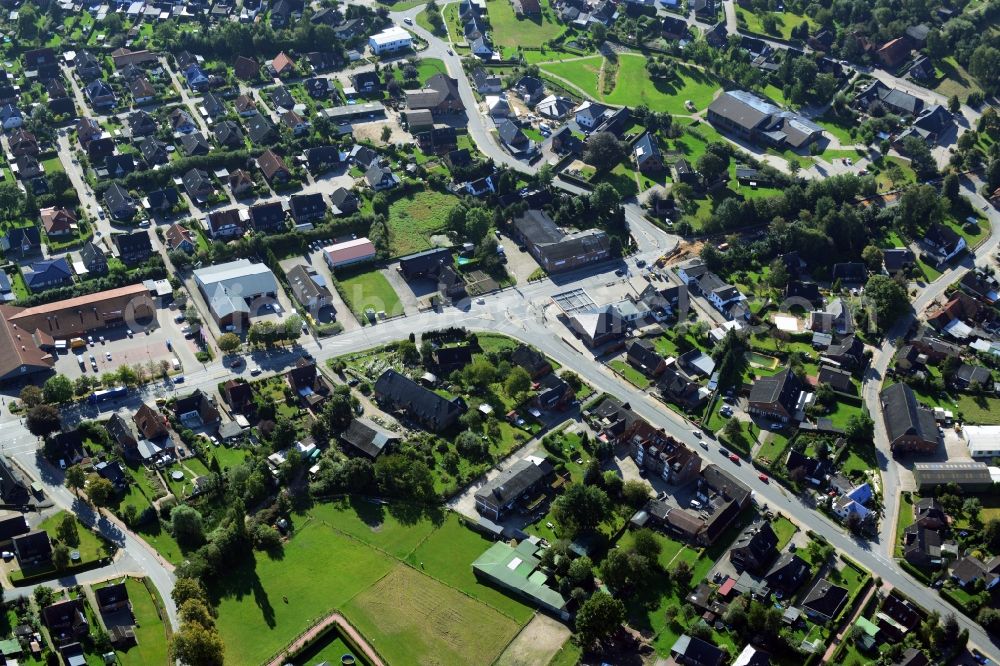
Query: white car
251,367,262,376
403,17,413,24
105,351,112,361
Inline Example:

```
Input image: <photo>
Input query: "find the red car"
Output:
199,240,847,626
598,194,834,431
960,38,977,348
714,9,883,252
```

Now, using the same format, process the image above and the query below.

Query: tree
861,245,884,271
672,559,692,589
26,404,61,437
621,480,650,508
984,518,1000,552
901,137,938,181
723,418,742,441
948,94,961,114
172,505,205,547
57,513,80,548
172,621,225,666
696,151,728,184
64,465,87,496
381,125,392,143
180,599,216,629
865,274,910,331
52,544,71,571
575,592,625,646
43,375,74,404
217,333,241,354
397,340,420,366
567,555,594,588
590,21,607,42
455,430,490,461
977,607,1000,633
969,45,1000,94
896,184,944,234
767,258,789,289
172,578,210,609
463,207,492,241
19,385,44,408
503,367,531,401
86,475,116,510
845,414,874,443
552,483,609,535
631,529,662,561
583,132,626,172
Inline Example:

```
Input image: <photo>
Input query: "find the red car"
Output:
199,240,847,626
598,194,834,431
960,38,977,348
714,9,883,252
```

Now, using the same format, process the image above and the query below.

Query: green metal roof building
472,540,568,620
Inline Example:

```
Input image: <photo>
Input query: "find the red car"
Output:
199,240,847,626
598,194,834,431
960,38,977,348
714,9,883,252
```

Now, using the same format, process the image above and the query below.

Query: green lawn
540,56,721,115
814,112,857,144
824,399,864,429
338,269,404,321
486,0,564,48
755,433,790,467
894,493,915,557
212,503,534,666
771,515,797,550
38,511,113,563
609,360,651,388
736,8,816,39
840,438,877,478
386,189,459,257
112,578,171,666
407,513,534,623
286,625,370,666
829,561,868,598
932,56,983,102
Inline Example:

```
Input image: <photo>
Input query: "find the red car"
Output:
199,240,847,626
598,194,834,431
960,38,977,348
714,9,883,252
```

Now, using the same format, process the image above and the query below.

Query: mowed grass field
540,55,720,114
345,565,520,666
114,578,171,666
386,189,459,257
337,269,404,320
736,8,816,39
213,505,534,666
485,0,564,48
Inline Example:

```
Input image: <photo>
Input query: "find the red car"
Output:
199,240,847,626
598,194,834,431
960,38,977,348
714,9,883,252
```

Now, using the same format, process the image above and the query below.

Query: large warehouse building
193,260,278,327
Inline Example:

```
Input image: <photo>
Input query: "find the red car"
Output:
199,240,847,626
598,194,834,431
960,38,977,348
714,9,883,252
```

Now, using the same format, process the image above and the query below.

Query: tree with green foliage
583,132,626,172
86,475,116,511
217,333,241,354
57,513,80,547
172,618,225,666
64,465,87,496
19,385,44,408
622,480,650,508
553,483,609,535
172,505,206,548
861,245,884,271
504,366,531,400
397,340,420,366
845,413,874,443
43,375,74,404
865,274,910,331
567,555,594,588
767,258,789,289
52,544,71,571
712,330,748,391
575,592,625,647
26,404,61,438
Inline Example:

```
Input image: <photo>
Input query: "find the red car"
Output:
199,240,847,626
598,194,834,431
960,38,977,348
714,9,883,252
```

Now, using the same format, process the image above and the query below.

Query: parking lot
51,312,200,380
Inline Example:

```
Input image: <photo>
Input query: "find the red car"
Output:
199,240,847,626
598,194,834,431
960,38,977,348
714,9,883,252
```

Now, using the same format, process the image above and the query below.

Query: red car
728,454,739,464
758,474,769,483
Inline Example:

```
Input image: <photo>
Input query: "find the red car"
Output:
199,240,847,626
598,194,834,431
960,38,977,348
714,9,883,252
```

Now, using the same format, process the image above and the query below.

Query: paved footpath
265,611,386,666
821,583,880,662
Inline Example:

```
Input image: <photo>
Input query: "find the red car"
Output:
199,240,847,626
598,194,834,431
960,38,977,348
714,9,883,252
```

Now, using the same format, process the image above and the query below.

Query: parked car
758,474,769,483
729,454,740,464
250,367,262,376
174,376,185,384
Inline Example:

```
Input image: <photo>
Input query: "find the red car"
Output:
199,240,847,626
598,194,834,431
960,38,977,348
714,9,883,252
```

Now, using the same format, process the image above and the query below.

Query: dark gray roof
374,370,464,431
880,382,937,448
802,579,848,618
474,457,551,509
341,417,400,458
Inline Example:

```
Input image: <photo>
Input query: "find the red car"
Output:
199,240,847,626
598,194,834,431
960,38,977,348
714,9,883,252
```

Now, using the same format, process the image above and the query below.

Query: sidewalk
821,583,878,662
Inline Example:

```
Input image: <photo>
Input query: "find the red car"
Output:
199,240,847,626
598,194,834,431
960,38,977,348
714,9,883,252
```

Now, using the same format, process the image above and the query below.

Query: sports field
213,504,534,666
346,565,520,666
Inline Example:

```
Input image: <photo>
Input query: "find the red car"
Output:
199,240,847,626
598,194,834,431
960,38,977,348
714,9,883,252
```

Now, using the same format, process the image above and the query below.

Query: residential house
855,80,923,117
365,165,400,191
903,524,944,569
24,258,73,292
340,417,400,459
670,634,726,666
923,224,966,264
9,128,39,157
223,380,253,413
257,149,292,184
180,132,210,156
497,119,534,155
351,71,381,95
213,120,244,149
235,95,257,117
330,188,359,216
515,76,545,105
165,224,196,253
748,369,802,423
137,138,169,167
129,76,156,104
801,579,849,621
183,168,216,203
228,169,254,197
764,553,810,594
373,369,465,432
405,74,463,116
113,231,153,265
248,202,287,233
877,38,910,69
245,112,276,145
40,207,76,237
205,208,244,239
2,226,41,259
134,403,167,440
75,50,103,81
474,456,552,520
168,107,197,134
290,193,327,224
269,52,296,78
879,382,938,454
287,264,332,310
511,344,552,379
633,133,664,173
233,56,259,81
41,599,88,644
174,390,220,425
12,530,52,566
729,522,778,575
95,582,130,614
626,339,667,377
85,80,116,109
913,498,947,530
80,242,108,274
